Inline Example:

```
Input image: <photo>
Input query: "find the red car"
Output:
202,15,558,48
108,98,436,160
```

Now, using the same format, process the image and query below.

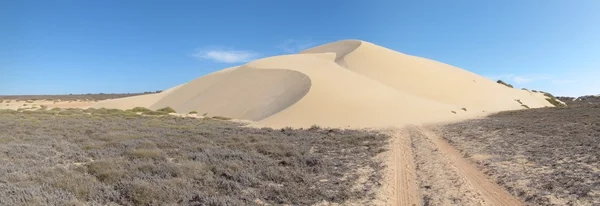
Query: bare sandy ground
0,99,94,111
376,126,523,206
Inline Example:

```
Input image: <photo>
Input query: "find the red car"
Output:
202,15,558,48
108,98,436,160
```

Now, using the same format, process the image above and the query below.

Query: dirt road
378,126,523,206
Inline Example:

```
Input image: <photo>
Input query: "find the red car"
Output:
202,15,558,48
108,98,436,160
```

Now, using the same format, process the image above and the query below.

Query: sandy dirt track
376,128,420,206
379,126,523,206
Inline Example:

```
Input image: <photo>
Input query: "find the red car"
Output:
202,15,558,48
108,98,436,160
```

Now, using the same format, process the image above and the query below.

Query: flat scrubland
558,96,600,107
0,109,388,206
435,105,600,205
0,93,154,101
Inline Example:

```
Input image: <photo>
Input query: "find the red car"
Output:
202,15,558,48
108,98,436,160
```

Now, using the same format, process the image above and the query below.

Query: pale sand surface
90,39,552,128
0,99,95,111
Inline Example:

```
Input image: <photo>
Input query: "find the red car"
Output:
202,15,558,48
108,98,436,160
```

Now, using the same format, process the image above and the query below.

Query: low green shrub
0,109,18,114
156,107,176,114
212,116,232,120
130,107,152,113
546,97,565,107
188,111,198,114
143,111,168,116
496,80,514,88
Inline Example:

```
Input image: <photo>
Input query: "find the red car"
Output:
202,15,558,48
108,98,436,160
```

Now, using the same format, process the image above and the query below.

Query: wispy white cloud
277,39,316,53
192,48,260,63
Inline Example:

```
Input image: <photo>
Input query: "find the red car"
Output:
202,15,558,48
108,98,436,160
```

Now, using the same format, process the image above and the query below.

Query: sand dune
150,66,311,121
92,40,552,128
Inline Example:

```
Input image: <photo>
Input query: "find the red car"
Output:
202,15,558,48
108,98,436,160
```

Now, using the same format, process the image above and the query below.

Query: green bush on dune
212,116,232,121
546,97,565,107
130,107,152,113
156,107,176,114
538,92,566,107
496,80,514,88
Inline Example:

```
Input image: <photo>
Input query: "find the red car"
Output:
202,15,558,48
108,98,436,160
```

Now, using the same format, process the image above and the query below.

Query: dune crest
92,40,552,128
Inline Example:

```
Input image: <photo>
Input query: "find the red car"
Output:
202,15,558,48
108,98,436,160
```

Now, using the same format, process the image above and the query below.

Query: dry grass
0,110,388,205
436,105,600,205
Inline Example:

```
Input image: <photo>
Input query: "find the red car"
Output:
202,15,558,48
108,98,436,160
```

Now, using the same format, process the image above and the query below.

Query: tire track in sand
376,128,420,206
413,126,523,206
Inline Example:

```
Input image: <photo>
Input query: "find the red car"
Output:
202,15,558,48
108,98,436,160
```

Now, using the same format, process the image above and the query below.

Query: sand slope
149,66,311,121
92,40,552,128
302,40,550,111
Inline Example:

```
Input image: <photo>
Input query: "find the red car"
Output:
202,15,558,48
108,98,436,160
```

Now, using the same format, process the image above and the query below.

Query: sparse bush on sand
542,92,566,107
0,109,18,114
156,107,176,114
545,97,564,107
129,107,152,113
309,125,321,130
515,99,523,105
496,80,514,88
0,110,388,205
188,111,198,114
461,108,467,111
212,116,232,120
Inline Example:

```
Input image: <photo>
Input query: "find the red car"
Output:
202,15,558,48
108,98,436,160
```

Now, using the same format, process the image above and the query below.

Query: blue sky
1,1,599,96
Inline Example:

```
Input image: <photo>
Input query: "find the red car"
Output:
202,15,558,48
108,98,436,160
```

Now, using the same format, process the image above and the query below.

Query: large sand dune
92,40,552,128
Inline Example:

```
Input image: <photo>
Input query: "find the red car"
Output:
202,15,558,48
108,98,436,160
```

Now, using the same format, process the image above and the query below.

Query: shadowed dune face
150,66,311,121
